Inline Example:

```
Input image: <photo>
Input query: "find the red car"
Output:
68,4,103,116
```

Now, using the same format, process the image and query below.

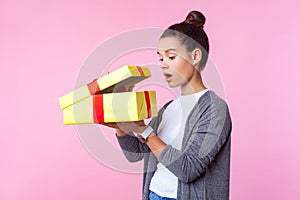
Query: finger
134,120,145,126
127,85,135,92
100,122,118,128
114,86,126,92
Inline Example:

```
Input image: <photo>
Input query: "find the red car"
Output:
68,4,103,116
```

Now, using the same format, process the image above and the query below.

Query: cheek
172,60,194,78
172,59,185,71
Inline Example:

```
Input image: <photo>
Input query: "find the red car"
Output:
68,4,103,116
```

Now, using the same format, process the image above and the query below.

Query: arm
115,100,172,162
116,128,151,163
153,100,232,183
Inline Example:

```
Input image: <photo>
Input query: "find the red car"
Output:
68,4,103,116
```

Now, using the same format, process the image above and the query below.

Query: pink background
1,0,300,199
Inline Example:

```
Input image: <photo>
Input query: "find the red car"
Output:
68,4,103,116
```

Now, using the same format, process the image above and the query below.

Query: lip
163,73,172,82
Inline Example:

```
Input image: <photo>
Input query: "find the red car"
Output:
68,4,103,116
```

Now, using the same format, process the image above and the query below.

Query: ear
191,48,202,65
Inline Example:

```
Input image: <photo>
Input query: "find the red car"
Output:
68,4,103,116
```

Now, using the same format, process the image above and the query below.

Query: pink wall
1,0,300,199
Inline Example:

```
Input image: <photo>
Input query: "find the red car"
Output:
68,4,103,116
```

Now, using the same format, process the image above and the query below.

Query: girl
105,10,232,200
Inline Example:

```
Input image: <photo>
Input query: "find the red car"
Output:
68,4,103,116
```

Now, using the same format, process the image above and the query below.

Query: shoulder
162,100,174,110
193,90,232,133
197,90,229,113
200,90,227,106
192,90,231,126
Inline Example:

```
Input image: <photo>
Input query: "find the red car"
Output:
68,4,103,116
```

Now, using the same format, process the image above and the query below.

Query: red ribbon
144,91,151,118
93,94,104,123
93,91,151,123
87,78,101,94
137,66,145,76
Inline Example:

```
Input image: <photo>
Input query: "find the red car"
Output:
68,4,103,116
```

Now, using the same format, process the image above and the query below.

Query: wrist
146,132,156,141
135,125,148,134
136,126,155,143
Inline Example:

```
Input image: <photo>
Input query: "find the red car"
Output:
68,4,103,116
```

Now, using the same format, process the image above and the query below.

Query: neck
181,70,207,95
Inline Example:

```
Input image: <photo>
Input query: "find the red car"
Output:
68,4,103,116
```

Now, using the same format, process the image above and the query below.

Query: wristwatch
136,126,154,143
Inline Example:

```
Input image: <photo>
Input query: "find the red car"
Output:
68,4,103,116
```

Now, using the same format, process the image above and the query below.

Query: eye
158,58,163,62
169,56,175,60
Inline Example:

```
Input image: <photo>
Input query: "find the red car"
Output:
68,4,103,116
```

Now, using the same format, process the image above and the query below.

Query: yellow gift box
58,65,151,110
62,91,157,124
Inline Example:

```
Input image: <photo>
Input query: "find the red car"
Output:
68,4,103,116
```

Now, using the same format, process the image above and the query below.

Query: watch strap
136,126,154,143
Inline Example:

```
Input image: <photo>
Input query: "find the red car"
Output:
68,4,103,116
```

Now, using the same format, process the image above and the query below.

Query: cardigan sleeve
157,98,232,183
116,100,172,163
116,132,150,162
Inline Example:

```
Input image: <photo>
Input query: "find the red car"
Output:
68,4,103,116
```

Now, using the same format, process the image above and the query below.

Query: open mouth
163,73,172,82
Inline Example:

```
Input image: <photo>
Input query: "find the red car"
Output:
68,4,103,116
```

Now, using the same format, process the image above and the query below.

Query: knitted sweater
116,90,232,200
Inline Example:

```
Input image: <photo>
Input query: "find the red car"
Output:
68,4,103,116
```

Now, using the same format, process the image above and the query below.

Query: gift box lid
58,65,151,110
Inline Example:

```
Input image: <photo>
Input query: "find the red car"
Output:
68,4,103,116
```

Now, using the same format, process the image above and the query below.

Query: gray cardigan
117,90,232,200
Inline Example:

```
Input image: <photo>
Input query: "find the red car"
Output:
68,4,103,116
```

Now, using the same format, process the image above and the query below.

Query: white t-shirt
149,89,209,198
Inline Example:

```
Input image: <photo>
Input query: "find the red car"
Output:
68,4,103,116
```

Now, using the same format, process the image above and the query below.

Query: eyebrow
157,48,177,55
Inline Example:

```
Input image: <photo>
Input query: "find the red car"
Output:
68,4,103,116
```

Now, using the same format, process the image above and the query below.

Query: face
157,37,196,88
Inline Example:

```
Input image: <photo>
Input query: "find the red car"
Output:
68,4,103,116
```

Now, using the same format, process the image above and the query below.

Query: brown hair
160,10,209,70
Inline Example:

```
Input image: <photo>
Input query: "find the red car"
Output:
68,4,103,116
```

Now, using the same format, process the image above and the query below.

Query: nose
160,60,169,69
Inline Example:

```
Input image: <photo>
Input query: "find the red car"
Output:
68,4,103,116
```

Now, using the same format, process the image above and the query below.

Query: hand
100,122,120,129
100,120,147,134
114,85,134,93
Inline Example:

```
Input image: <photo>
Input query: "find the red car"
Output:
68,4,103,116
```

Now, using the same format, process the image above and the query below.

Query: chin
167,82,179,88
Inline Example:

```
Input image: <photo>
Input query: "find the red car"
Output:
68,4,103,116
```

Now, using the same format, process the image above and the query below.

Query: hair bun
183,10,206,30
